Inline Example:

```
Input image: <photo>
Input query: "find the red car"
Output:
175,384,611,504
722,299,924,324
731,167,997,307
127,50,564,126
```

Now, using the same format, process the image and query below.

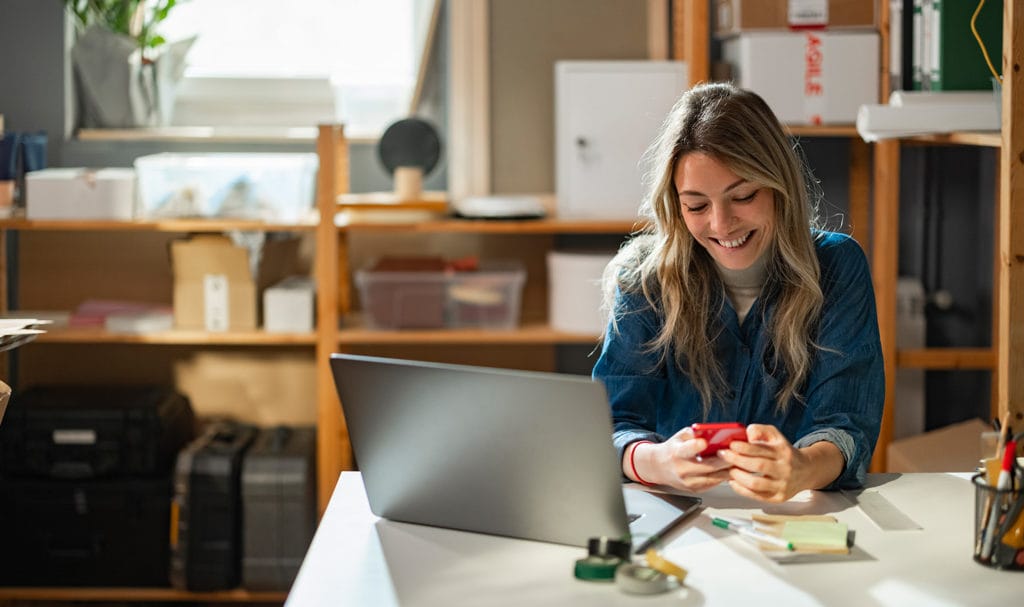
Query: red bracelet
629,440,655,487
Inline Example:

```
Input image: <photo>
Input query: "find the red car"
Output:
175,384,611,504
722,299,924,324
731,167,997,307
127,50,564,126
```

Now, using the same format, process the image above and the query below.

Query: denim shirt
593,231,884,489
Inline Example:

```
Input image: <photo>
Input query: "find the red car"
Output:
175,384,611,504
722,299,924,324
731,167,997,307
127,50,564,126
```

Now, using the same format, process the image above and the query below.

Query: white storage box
25,168,135,220
722,31,878,125
356,261,526,330
263,276,315,333
134,153,318,222
547,250,615,335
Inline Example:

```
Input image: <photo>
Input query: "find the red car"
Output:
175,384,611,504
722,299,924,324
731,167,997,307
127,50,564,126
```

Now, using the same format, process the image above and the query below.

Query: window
159,0,436,137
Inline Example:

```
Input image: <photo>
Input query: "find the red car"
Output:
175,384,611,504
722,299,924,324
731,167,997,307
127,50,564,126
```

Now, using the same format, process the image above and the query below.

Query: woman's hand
628,427,733,492
717,424,844,503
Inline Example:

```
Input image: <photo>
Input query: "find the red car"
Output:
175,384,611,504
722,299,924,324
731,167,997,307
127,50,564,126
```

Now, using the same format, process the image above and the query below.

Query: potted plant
64,0,195,128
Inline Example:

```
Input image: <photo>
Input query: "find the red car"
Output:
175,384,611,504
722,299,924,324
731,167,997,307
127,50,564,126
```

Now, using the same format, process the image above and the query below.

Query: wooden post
673,0,709,86
997,0,1024,428
871,140,901,472
315,124,350,514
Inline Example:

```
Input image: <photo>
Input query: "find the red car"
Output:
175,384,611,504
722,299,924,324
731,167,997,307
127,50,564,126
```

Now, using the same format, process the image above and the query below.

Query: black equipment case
241,426,317,590
0,385,195,479
0,476,173,586
170,420,257,591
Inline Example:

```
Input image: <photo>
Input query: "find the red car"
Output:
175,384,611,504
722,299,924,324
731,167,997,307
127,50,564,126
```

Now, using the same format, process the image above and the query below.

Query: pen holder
972,472,1024,570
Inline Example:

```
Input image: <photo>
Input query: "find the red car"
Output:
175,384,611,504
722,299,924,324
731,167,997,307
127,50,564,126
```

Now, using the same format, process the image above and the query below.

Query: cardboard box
25,168,135,220
171,235,300,331
263,276,315,333
714,0,878,37
172,235,256,331
722,31,879,125
887,418,990,473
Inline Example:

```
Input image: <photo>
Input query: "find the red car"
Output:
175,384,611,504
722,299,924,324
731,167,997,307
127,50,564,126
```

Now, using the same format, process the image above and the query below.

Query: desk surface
286,472,1021,606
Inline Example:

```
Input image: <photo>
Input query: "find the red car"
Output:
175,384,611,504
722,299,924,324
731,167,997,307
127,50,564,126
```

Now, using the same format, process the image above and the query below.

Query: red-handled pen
981,440,1017,560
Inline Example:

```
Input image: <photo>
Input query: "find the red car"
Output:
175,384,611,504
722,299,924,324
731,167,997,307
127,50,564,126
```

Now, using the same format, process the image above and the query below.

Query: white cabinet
554,61,687,219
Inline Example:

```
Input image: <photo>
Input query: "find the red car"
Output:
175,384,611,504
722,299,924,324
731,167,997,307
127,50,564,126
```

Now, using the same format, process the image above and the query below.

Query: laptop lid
330,353,700,551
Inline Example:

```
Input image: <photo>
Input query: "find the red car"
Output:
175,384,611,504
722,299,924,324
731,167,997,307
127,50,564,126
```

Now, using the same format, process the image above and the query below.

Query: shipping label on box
723,31,879,125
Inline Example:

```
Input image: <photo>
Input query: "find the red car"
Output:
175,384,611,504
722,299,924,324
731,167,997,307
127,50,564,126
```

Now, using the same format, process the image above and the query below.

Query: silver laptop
330,353,701,554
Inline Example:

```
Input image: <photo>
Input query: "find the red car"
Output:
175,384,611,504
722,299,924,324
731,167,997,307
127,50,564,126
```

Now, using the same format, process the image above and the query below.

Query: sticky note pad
781,521,849,551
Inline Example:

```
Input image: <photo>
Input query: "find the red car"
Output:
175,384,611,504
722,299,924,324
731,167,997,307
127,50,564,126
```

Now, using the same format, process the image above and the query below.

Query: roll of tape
645,548,688,582
614,563,672,595
574,555,622,581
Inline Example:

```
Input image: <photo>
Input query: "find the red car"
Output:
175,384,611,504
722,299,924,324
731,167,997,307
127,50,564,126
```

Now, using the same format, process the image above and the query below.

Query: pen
712,517,794,551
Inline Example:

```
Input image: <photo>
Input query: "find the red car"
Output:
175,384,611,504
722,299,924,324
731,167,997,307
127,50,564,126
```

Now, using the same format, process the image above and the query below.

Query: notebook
330,353,701,554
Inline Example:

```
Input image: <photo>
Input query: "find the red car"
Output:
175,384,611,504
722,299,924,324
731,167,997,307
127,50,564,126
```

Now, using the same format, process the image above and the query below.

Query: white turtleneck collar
715,253,768,325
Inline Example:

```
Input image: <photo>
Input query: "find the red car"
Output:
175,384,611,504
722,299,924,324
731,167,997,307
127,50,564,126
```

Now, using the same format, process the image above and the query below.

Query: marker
712,517,795,551
981,439,1017,560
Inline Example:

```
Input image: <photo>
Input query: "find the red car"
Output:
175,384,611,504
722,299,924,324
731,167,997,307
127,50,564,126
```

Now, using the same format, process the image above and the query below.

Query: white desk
286,472,1022,606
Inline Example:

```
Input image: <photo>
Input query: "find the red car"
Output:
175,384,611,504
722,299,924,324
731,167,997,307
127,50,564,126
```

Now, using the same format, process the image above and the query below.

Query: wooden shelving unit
0,215,318,606
869,1,1022,471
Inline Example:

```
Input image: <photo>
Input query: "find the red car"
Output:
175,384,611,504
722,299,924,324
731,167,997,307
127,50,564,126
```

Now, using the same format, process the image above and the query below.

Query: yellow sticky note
781,521,848,549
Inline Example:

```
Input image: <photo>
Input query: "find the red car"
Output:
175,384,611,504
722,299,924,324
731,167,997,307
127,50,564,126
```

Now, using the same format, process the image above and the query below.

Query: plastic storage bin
356,261,526,330
134,153,318,222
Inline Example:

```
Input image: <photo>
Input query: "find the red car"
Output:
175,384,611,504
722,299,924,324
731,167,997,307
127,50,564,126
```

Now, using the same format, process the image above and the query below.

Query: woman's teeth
717,232,751,249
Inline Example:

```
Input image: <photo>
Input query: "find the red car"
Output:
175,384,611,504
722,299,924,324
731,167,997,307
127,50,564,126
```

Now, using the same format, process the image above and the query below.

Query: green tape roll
573,555,622,581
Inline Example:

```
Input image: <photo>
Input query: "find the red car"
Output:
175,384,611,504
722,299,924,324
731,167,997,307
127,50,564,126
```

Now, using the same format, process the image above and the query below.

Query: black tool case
0,475,173,586
170,420,257,591
241,425,317,590
0,385,196,479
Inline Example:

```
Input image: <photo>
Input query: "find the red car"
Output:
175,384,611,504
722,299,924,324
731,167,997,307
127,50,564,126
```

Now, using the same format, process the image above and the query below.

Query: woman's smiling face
674,152,776,271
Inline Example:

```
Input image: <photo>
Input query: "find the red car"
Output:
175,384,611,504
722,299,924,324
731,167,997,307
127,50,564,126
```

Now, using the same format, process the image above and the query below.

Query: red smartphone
691,422,748,457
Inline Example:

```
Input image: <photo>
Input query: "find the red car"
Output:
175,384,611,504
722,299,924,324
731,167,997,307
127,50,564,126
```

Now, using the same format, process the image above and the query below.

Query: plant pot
71,25,195,128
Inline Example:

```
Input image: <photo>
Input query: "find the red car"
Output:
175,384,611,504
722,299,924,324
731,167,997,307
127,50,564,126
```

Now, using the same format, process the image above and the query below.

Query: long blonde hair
604,82,824,416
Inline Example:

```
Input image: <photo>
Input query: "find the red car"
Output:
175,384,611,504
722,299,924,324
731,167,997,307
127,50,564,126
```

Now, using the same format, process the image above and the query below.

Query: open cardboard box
171,234,300,331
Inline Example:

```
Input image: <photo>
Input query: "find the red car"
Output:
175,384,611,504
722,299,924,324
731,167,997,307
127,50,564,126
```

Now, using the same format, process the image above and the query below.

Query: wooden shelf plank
0,215,318,233
0,587,287,602
337,215,646,234
786,125,859,137
36,328,317,346
338,321,600,345
896,348,995,370
338,191,448,211
903,131,1002,147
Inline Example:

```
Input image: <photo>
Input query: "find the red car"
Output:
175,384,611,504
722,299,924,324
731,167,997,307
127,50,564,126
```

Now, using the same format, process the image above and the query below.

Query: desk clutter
0,386,315,590
573,512,854,594
573,537,687,595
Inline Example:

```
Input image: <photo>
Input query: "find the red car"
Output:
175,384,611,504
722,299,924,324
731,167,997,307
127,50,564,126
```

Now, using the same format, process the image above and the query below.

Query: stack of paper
0,318,49,353
857,91,1000,141
0,318,49,426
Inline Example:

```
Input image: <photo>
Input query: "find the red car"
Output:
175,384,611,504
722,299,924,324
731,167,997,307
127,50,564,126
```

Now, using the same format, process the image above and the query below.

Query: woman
593,83,883,503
